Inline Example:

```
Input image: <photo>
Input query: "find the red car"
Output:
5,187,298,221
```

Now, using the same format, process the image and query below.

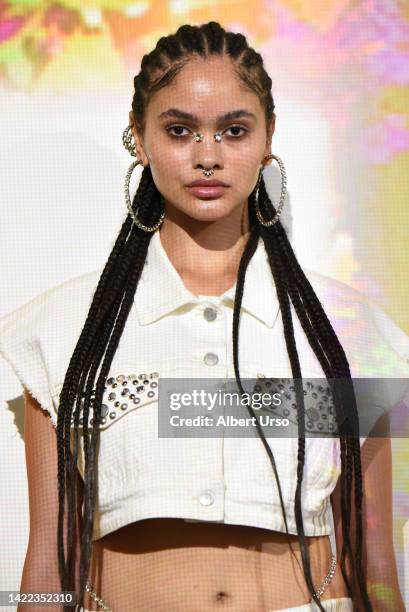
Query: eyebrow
157,108,257,124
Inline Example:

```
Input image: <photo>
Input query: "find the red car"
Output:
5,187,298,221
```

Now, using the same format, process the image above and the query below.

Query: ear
128,111,149,167
263,115,276,165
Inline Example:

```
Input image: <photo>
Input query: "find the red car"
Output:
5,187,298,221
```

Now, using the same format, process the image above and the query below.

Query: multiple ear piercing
122,124,287,232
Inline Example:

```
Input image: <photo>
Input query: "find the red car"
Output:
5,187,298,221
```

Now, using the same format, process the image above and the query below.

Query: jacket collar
134,229,280,328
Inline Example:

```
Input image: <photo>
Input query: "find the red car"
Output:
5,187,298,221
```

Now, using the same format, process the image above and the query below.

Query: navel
214,590,231,604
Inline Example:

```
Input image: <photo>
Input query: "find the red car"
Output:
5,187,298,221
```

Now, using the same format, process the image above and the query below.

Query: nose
192,131,224,172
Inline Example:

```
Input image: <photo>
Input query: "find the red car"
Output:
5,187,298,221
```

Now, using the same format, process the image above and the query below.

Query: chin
188,205,235,222
190,196,233,211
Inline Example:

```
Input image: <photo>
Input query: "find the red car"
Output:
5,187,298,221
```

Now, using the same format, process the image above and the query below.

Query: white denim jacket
1,230,408,541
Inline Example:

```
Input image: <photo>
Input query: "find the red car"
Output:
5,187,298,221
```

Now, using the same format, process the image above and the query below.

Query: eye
166,125,191,138
165,125,248,139
225,125,248,138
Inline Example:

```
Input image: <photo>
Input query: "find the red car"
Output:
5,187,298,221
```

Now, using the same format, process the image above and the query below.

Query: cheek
148,141,191,183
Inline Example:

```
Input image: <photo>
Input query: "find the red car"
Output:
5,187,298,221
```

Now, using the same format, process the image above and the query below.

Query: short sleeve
0,269,102,430
0,300,57,428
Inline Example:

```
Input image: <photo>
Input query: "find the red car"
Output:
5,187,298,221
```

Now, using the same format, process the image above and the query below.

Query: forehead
148,56,263,118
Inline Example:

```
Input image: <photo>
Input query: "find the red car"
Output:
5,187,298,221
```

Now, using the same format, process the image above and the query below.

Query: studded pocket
251,375,340,437
50,370,159,430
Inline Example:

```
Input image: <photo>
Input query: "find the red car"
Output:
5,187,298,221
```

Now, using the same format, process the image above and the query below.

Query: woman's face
129,55,275,225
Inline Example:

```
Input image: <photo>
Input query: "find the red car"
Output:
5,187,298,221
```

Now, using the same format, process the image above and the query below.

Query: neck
158,204,252,297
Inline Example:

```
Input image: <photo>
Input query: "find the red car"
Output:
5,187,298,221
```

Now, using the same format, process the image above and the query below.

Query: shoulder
0,268,103,426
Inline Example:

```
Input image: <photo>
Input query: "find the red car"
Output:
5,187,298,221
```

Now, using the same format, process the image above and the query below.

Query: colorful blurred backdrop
0,0,408,607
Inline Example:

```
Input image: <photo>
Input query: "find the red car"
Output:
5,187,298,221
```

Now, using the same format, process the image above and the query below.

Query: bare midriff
84,518,348,611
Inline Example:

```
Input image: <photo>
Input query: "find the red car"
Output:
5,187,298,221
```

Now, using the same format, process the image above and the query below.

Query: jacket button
203,352,219,366
199,491,214,506
203,306,217,321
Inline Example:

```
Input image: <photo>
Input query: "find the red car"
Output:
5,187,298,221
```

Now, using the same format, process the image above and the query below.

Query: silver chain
83,553,336,609
314,553,337,600
83,581,111,611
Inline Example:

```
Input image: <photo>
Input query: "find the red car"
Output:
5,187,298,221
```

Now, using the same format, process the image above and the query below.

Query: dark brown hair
56,21,372,611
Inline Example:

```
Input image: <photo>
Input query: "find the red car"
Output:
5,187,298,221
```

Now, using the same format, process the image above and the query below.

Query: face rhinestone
214,132,222,142
194,132,203,142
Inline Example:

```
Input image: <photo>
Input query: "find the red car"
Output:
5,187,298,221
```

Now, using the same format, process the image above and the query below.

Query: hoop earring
124,159,165,233
122,125,137,157
254,154,287,227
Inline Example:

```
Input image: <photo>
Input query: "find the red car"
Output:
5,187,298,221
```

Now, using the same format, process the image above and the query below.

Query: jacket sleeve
0,294,60,429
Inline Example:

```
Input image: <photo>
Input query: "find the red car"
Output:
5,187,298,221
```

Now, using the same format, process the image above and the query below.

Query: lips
187,185,228,198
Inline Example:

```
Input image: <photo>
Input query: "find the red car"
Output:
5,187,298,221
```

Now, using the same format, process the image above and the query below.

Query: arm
19,388,84,611
331,433,405,611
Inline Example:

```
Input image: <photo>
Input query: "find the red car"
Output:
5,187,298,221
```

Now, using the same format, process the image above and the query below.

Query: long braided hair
56,21,372,611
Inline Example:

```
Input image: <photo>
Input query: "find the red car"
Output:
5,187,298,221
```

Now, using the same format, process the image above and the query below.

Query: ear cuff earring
122,124,287,232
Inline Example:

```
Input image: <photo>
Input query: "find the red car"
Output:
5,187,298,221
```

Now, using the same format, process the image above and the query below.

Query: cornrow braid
55,21,373,611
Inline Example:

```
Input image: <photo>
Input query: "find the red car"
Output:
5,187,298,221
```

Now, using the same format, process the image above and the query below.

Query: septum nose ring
194,132,222,176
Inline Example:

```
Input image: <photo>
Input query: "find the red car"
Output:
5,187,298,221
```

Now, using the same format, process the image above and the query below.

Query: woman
1,21,406,612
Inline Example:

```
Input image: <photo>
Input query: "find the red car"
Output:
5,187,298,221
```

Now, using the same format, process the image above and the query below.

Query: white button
203,306,217,321
204,352,219,366
199,491,214,506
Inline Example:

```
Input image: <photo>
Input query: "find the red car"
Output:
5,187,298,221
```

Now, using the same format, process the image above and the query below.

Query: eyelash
165,125,248,139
